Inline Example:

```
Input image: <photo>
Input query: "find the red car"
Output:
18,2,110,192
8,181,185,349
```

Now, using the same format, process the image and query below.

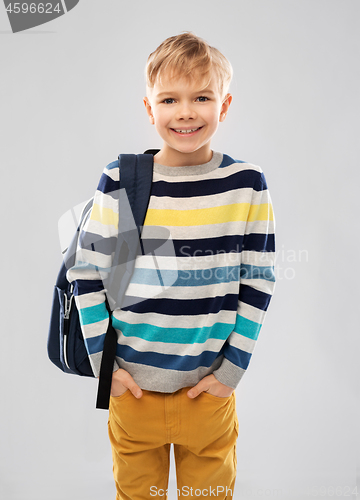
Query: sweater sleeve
212,168,276,389
66,161,120,377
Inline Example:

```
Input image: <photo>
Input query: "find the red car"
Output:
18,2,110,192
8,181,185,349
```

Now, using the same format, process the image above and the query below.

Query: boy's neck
154,145,213,167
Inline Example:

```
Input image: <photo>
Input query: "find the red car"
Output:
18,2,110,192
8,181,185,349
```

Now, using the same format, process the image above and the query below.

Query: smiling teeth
174,128,200,133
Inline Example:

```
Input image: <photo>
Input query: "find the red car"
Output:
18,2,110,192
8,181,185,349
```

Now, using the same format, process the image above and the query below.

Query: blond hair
145,32,233,100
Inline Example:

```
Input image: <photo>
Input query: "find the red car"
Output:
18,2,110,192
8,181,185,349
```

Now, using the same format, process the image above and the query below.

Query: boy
67,32,276,500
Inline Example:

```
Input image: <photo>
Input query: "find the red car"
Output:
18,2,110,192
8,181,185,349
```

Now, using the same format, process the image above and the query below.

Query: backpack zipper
63,291,74,370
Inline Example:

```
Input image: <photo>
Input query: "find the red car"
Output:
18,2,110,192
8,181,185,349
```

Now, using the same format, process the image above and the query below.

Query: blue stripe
234,315,262,340
116,344,223,371
239,284,272,311
122,293,239,315
240,264,275,282
112,319,234,344
79,302,108,326
141,234,244,258
97,172,120,194
151,168,265,199
243,233,275,252
222,343,252,370
72,279,104,296
130,266,240,287
86,333,106,355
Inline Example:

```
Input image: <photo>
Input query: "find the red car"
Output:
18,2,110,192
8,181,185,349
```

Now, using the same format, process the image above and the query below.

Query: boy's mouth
171,126,203,136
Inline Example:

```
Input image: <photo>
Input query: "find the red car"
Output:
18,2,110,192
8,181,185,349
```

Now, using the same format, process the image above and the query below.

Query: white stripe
152,161,263,183
237,302,266,324
226,330,257,354
125,280,240,300
147,187,254,210
116,334,230,357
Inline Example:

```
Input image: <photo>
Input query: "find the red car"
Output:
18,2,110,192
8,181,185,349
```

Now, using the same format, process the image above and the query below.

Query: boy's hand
187,374,234,398
110,368,143,398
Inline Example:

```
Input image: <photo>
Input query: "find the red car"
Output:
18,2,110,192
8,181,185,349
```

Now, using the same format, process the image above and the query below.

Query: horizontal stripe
242,233,275,252
86,333,106,355
234,315,262,340
239,284,272,311
240,264,275,282
79,302,108,326
122,294,239,316
90,203,118,228
112,308,235,330
150,169,266,199
130,266,240,287
225,330,256,354
80,317,108,340
124,280,240,302
145,203,273,227
97,171,120,194
166,234,242,256
248,203,274,222
116,344,223,371
221,342,252,370
117,333,229,356
72,279,104,296
147,187,254,211
112,319,234,344
144,203,250,226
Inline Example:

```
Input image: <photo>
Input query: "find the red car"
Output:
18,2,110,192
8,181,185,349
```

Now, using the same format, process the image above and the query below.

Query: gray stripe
116,356,224,393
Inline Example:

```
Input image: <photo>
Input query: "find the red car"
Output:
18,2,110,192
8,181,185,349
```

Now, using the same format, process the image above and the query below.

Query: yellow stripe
248,203,274,222
144,203,274,227
90,203,118,228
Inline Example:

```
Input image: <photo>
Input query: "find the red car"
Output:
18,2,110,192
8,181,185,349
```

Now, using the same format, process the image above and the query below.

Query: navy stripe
151,169,265,199
117,344,222,371
141,235,243,257
97,172,120,195
73,280,104,296
174,235,243,257
239,284,272,311
243,233,275,252
122,293,239,315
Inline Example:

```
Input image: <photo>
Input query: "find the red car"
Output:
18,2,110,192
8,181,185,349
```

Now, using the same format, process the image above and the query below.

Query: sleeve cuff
212,357,246,389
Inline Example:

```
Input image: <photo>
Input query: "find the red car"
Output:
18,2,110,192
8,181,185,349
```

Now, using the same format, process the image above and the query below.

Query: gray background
1,1,359,499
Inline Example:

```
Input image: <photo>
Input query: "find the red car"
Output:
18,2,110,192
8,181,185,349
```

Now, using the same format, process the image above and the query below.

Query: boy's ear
219,93,232,122
143,97,155,125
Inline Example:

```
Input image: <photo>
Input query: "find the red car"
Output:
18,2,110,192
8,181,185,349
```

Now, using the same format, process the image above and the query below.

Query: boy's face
144,70,232,166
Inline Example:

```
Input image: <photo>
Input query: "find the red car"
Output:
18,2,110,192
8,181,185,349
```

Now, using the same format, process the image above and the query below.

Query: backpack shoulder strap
118,153,154,233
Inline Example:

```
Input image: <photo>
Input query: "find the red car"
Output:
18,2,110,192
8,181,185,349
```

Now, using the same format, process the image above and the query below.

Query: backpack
47,150,159,409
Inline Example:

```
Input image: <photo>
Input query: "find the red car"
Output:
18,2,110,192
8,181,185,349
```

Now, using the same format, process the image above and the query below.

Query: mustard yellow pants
108,386,239,500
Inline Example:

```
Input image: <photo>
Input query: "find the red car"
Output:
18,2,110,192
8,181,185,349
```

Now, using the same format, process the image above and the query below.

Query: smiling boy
68,32,276,500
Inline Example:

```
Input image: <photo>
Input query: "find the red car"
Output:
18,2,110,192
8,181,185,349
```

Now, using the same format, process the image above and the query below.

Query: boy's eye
196,96,209,102
163,98,175,104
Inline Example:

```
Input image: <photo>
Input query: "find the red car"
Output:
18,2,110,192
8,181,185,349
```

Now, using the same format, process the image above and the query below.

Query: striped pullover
66,151,276,392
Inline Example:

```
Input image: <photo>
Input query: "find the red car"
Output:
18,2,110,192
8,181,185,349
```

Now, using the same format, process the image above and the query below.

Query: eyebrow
156,89,216,98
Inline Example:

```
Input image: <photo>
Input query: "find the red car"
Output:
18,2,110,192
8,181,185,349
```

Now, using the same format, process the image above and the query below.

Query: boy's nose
176,104,197,120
